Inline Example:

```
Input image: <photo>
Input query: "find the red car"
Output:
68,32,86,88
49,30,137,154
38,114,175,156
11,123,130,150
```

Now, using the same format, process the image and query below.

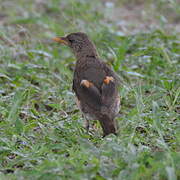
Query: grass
0,0,180,179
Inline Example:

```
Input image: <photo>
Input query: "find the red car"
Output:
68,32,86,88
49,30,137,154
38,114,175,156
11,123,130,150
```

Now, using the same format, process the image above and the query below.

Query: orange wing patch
80,80,93,88
103,76,114,84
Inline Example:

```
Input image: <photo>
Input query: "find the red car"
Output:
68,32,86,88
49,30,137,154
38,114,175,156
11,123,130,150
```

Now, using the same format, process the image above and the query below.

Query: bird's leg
75,98,90,133
81,113,90,133
85,117,90,133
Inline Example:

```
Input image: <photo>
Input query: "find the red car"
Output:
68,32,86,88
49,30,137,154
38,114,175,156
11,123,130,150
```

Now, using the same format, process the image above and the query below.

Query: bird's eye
69,39,75,43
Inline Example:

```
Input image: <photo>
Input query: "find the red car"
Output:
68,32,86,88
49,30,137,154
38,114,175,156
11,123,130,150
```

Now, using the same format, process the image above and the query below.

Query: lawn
0,0,180,179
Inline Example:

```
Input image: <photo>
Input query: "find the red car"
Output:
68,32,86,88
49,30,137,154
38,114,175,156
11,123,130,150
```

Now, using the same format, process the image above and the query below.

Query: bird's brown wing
101,76,117,107
79,79,102,110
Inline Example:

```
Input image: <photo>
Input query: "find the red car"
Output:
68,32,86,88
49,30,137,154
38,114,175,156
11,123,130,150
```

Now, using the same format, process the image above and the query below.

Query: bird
53,32,120,136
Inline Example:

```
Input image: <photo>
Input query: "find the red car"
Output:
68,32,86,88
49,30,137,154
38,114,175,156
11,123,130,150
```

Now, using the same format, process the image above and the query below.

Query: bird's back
73,57,119,116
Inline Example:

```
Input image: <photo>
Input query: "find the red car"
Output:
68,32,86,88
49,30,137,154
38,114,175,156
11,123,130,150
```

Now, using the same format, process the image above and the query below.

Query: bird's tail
98,114,117,137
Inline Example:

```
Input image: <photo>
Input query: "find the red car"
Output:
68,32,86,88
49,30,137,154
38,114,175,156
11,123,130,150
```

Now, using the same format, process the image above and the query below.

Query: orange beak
52,37,68,45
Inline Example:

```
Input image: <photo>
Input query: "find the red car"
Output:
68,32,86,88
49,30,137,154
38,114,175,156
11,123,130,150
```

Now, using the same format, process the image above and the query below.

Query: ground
0,0,180,179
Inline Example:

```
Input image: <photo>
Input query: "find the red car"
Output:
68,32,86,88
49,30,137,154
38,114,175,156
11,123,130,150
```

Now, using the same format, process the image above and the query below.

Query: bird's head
53,32,98,58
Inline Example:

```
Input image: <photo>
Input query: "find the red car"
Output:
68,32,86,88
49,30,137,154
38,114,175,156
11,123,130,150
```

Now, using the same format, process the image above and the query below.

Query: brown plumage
53,32,120,136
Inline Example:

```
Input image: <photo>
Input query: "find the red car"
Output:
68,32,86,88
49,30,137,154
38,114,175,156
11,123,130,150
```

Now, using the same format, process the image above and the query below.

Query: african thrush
53,32,120,136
